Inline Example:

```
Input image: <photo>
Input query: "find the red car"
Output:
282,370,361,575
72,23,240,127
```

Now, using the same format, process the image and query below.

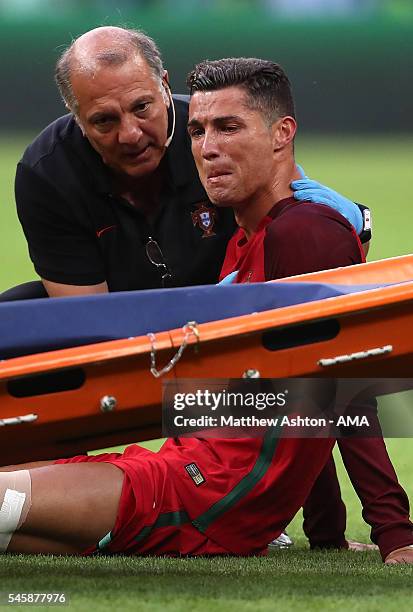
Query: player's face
188,87,277,208
72,56,170,179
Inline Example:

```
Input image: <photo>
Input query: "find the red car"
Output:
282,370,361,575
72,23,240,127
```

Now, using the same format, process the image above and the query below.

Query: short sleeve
264,206,363,281
15,162,106,285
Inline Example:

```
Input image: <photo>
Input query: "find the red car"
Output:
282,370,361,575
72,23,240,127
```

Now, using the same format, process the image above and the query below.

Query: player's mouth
206,169,232,184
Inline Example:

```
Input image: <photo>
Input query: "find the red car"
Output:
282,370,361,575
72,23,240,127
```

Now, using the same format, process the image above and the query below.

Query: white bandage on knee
0,470,32,551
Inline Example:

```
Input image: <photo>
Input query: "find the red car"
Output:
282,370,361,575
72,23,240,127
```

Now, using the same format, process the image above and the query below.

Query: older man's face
71,56,170,179
188,86,277,208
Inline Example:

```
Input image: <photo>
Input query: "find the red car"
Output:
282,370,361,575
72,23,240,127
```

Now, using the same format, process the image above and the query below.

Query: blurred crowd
0,0,411,20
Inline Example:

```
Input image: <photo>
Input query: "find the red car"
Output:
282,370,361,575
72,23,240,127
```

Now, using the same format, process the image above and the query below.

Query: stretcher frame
1,255,413,465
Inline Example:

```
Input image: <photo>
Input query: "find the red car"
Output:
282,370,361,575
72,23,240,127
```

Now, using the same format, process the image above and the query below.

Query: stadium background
0,2,412,609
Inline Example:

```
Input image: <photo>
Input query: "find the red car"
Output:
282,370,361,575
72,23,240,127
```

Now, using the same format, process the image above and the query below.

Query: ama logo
336,416,370,427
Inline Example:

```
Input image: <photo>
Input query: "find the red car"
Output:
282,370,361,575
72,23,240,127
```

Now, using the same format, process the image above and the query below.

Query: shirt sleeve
15,162,106,285
264,205,363,281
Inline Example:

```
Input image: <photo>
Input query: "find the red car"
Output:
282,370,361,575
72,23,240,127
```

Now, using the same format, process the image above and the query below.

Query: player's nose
201,130,219,160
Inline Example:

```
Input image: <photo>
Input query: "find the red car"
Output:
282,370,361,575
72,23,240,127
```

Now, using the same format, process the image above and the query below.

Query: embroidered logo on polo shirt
191,202,217,238
96,224,117,238
185,463,206,486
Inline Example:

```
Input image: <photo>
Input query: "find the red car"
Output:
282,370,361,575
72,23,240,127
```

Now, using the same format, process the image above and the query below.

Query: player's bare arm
42,279,108,298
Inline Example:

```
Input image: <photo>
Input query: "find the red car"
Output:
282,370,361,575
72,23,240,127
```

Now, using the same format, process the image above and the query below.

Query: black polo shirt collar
165,95,196,189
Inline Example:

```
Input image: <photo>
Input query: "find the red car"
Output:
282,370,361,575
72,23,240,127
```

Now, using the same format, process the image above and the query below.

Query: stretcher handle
318,345,393,367
148,321,199,378
0,413,38,426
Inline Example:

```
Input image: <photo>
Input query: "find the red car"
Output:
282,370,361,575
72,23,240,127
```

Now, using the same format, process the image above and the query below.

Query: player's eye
188,127,204,139
221,124,238,133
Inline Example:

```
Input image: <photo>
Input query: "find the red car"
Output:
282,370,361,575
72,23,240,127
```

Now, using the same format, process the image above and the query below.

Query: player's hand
218,271,238,285
291,164,363,235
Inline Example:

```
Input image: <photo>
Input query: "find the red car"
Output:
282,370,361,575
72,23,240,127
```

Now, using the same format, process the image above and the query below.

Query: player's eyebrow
214,115,244,124
188,115,245,128
187,118,202,129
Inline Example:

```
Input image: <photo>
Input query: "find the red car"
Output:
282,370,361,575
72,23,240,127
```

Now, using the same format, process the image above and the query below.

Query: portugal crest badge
191,202,217,238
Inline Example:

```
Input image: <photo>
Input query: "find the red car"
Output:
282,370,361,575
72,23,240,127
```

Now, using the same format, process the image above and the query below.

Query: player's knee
0,470,32,551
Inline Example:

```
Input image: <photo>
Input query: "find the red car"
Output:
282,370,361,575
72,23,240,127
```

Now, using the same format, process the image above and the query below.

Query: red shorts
55,445,231,556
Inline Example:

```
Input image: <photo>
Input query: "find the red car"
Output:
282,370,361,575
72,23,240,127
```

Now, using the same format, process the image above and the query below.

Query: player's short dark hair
187,58,295,125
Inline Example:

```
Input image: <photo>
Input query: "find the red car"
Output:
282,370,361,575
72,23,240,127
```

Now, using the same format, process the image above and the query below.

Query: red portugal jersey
220,197,364,283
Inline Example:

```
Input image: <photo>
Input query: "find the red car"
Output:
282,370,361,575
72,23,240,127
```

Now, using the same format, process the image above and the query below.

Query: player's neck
234,159,300,240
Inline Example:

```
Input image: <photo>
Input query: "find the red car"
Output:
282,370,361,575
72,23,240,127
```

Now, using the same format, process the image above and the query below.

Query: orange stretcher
1,254,413,466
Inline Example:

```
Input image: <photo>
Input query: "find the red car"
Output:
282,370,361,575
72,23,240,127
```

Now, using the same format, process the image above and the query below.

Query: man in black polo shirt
13,26,367,299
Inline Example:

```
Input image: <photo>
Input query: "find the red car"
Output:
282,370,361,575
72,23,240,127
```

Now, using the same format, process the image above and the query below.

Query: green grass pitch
0,135,412,610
